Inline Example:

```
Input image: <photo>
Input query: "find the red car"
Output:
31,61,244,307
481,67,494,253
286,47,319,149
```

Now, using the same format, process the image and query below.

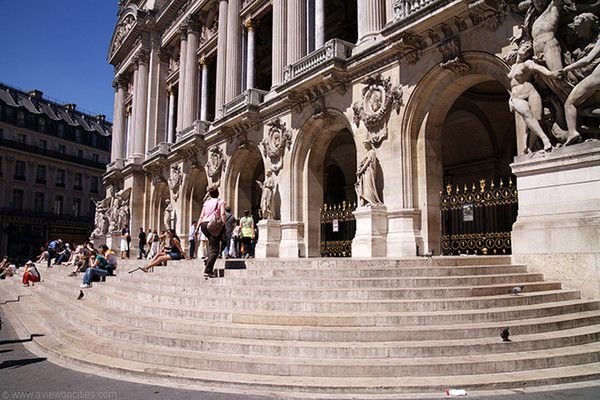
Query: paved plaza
1,307,599,400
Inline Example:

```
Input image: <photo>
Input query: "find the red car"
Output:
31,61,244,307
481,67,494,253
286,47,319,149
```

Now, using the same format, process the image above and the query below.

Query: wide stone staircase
2,256,600,397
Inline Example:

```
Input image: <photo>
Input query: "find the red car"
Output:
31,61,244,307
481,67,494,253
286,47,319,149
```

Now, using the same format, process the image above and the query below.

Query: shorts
168,252,181,260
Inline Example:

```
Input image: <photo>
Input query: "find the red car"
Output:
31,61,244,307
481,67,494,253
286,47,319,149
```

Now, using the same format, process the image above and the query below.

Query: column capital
199,56,208,66
186,16,201,33
157,47,171,63
126,104,133,115
112,75,128,90
178,23,189,39
243,18,255,31
167,84,176,95
134,49,150,65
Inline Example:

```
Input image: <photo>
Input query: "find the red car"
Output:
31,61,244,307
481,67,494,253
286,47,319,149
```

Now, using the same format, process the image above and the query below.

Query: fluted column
183,19,200,127
225,0,242,102
127,67,138,159
111,77,127,162
125,104,132,157
176,26,188,132
199,58,209,121
245,19,255,90
215,0,228,117
358,0,385,41
287,0,307,65
315,0,325,48
385,0,394,23
167,85,176,143
133,51,149,158
272,0,287,85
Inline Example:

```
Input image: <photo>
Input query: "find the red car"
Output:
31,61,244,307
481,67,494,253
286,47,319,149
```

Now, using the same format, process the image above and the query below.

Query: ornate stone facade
103,0,600,295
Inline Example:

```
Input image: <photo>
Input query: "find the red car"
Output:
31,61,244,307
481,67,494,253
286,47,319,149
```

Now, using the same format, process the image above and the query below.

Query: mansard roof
0,82,112,137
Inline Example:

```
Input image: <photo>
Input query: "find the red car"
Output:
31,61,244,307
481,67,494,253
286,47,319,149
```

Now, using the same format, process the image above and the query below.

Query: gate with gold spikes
441,178,518,255
320,201,357,257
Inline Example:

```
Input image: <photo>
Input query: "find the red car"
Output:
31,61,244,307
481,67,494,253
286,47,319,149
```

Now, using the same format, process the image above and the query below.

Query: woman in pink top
196,186,226,277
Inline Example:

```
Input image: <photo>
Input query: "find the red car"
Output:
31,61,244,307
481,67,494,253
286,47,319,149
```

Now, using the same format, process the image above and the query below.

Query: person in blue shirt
47,239,62,268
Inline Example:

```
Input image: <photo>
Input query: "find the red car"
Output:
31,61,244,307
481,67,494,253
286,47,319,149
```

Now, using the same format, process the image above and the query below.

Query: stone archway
225,143,264,221
404,51,513,254
289,111,356,257
149,182,169,233
180,167,208,236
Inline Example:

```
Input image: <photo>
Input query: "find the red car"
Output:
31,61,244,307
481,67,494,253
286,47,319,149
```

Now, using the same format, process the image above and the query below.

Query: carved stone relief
352,73,403,145
168,165,182,202
504,2,600,152
438,36,471,75
261,119,292,174
91,189,130,238
206,146,226,185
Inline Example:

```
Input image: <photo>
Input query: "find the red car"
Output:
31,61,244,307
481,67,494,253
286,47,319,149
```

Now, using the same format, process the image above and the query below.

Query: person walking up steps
197,186,226,278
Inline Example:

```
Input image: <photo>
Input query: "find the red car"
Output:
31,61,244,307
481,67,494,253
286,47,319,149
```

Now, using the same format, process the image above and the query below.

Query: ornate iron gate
441,178,518,255
320,201,357,257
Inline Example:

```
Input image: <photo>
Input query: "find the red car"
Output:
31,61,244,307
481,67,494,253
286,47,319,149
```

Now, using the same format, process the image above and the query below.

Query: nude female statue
508,41,557,152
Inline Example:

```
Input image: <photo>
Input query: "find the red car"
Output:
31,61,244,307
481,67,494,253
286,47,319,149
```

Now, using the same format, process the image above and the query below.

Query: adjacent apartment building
0,83,112,263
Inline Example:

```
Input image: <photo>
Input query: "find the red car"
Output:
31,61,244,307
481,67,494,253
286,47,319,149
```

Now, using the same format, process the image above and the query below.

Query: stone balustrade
222,88,267,116
146,142,172,158
392,0,447,23
283,38,354,83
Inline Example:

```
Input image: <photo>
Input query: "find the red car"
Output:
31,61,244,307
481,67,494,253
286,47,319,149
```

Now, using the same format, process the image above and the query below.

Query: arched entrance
291,113,357,257
181,167,208,234
440,81,517,255
149,182,169,232
407,52,517,255
226,144,264,221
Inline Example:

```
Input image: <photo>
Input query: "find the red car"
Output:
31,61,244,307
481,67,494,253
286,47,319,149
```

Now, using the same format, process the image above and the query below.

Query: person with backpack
239,210,255,259
197,186,226,278
22,260,41,287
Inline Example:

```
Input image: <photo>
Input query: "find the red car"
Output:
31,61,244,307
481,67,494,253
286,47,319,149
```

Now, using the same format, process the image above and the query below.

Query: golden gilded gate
441,178,518,255
320,201,357,257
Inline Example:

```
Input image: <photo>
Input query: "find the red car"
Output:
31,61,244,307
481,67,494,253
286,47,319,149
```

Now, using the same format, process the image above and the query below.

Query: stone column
215,0,228,117
167,85,176,143
133,50,149,159
225,0,242,102
245,19,255,90
125,104,132,157
199,58,209,121
357,0,385,42
183,19,200,127
176,26,188,132
111,77,127,162
272,0,287,85
145,38,168,153
287,0,307,64
315,0,325,48
385,0,394,23
127,66,138,159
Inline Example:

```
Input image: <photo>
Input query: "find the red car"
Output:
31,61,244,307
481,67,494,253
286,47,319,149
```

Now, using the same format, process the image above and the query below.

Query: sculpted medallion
261,119,292,174
207,146,226,185
352,73,403,145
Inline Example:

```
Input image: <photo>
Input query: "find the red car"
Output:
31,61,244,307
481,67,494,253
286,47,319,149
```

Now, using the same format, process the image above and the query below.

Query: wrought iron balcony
283,39,354,83
223,88,267,117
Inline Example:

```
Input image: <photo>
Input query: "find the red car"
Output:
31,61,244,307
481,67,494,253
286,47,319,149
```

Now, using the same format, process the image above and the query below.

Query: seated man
99,244,117,275
80,250,109,289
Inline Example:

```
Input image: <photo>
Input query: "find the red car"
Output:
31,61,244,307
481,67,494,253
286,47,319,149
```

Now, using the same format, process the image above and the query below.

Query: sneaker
101,276,106,282
68,272,77,277
77,290,84,300
80,283,92,289
244,254,250,259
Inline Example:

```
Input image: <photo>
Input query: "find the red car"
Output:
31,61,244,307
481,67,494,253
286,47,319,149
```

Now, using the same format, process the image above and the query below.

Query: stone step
36,287,600,359
120,270,547,288
39,273,579,313
5,292,600,396
36,278,600,338
15,291,600,378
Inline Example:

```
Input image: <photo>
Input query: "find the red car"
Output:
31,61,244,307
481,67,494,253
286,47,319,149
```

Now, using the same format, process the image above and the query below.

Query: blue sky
0,1,118,120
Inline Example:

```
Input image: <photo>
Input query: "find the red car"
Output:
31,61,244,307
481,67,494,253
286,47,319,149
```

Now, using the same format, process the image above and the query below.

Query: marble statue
257,169,275,220
508,40,556,152
559,12,600,144
163,199,175,230
355,140,383,207
168,165,182,202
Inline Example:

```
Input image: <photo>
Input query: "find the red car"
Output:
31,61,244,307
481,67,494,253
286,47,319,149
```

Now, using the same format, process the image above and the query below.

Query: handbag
206,200,224,236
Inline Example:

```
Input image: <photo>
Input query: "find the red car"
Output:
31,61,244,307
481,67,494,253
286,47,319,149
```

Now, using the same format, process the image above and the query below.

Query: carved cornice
391,32,427,64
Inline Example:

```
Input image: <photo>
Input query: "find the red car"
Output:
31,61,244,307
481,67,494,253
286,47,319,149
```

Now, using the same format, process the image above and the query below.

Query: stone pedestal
255,220,282,258
352,205,388,257
511,142,600,299
279,222,304,258
386,209,423,257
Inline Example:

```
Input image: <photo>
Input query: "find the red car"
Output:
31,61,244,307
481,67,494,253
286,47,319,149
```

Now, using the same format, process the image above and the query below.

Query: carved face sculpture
573,13,599,40
365,86,385,114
